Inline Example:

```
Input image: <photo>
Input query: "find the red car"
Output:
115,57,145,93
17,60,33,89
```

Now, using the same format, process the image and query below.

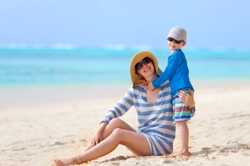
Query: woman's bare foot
53,158,76,166
53,160,65,166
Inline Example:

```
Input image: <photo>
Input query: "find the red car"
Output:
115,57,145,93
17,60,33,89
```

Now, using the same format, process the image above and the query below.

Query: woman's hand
90,123,107,146
179,91,195,109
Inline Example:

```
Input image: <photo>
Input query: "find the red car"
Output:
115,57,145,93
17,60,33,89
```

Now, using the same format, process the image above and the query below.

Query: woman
53,51,193,166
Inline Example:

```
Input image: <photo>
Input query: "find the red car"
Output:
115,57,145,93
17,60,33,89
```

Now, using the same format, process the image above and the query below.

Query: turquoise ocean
0,47,250,86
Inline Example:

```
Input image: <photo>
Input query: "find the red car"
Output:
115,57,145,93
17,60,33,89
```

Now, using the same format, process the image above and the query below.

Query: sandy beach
1,80,250,166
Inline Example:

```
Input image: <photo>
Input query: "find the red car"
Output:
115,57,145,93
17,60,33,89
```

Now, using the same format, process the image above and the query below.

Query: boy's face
167,37,185,51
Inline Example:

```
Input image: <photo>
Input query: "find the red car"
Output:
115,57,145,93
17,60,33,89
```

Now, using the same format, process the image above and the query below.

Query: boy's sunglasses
167,37,183,44
135,57,152,71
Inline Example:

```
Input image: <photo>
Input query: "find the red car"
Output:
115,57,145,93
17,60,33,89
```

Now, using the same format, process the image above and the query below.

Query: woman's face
136,58,156,81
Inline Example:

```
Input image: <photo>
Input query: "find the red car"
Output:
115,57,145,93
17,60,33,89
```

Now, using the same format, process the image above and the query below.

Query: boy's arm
152,51,182,89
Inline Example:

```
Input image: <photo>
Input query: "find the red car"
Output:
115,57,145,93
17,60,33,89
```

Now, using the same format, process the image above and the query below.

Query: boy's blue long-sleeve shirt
152,49,194,96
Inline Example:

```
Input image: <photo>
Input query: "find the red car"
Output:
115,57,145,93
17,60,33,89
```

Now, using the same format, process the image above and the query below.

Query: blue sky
1,0,250,49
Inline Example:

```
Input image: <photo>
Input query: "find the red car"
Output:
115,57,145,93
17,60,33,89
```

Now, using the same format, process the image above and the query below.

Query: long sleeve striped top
101,81,175,155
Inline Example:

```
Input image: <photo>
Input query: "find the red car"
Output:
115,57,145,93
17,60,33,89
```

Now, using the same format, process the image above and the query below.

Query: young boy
150,27,195,156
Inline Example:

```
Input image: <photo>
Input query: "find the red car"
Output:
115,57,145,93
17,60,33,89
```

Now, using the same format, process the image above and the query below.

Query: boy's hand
153,88,160,94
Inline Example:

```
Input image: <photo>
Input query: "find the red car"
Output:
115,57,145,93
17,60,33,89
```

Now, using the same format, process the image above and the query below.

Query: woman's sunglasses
135,57,152,71
167,37,183,44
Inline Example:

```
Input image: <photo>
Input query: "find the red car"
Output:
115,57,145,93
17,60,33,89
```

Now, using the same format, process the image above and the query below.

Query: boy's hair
168,27,187,44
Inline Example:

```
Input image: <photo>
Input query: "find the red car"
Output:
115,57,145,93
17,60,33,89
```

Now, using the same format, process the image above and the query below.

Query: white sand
0,81,250,166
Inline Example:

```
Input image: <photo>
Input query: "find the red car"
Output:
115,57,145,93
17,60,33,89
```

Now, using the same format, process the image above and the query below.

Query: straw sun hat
130,51,161,87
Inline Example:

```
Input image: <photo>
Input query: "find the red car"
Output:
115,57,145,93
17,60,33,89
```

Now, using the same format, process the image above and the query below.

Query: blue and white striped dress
101,82,175,155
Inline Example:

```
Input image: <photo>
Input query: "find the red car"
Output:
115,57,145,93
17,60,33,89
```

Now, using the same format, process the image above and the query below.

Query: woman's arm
100,88,135,124
89,88,134,145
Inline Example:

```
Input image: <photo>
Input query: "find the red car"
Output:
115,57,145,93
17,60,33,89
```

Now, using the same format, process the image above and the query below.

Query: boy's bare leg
53,128,150,166
176,121,191,156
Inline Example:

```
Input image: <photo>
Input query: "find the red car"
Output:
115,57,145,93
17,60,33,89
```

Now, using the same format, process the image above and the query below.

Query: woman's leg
54,128,151,166
102,118,136,138
176,121,191,156
85,118,135,150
